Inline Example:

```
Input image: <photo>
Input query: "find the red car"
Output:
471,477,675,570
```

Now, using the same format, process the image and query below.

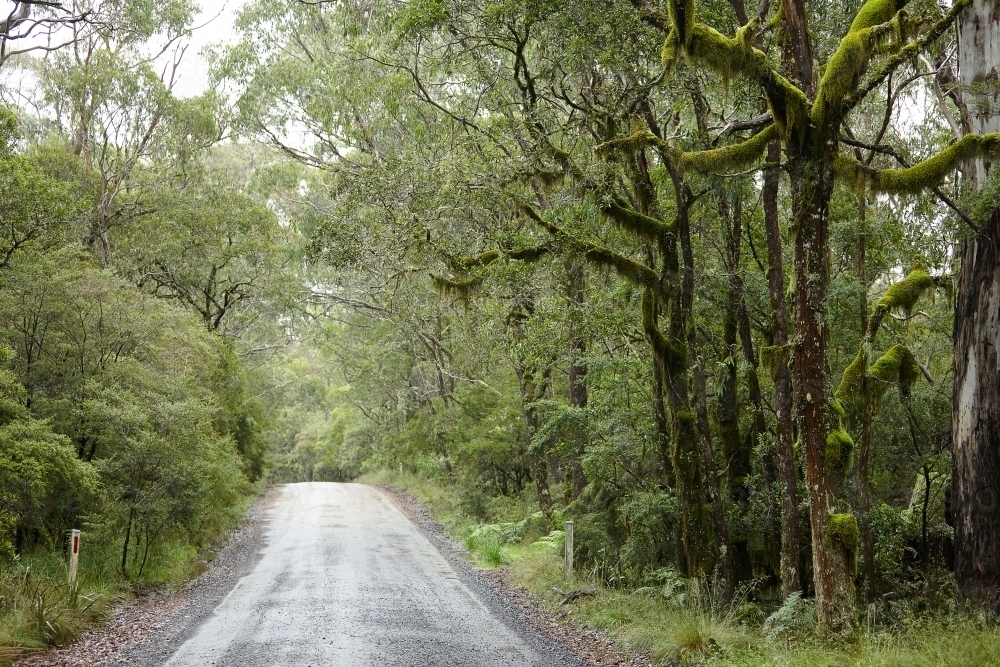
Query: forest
1,0,1000,663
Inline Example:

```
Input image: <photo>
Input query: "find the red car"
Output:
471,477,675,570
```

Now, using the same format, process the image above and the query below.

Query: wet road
165,483,572,667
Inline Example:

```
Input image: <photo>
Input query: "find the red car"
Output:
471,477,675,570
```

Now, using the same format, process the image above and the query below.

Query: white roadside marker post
564,520,574,581
68,529,80,585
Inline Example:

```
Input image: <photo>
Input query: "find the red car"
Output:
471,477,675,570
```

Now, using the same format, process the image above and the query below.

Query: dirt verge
15,486,279,667
378,485,655,667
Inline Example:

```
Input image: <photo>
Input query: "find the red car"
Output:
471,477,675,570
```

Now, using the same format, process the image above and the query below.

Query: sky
172,0,243,98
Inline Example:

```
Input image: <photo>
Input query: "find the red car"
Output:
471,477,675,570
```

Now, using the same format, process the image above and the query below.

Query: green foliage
763,591,817,642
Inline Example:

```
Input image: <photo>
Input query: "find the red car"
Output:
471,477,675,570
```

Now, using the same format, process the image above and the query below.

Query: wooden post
68,529,80,585
564,520,574,580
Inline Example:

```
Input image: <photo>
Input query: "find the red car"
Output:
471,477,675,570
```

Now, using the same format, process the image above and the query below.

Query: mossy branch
517,201,660,292
674,21,809,142
641,288,686,370
602,197,674,242
432,275,482,301
836,134,1000,195
676,124,778,174
584,247,661,291
811,0,908,127
842,0,973,114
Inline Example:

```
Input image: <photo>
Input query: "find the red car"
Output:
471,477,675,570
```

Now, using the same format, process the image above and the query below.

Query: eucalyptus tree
952,0,1000,605
26,0,216,264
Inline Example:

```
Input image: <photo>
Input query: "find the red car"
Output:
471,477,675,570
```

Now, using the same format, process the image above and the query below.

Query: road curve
164,482,575,667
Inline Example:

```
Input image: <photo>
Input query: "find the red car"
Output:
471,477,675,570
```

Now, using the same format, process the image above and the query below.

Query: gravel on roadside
16,486,279,667
378,485,657,667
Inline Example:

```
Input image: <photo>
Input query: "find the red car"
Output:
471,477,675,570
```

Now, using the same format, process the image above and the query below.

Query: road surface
164,483,577,667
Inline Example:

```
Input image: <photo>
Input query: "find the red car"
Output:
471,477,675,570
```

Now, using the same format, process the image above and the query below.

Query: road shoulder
377,485,653,667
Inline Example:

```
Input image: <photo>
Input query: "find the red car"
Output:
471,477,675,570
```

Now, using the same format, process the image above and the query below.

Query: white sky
173,0,243,98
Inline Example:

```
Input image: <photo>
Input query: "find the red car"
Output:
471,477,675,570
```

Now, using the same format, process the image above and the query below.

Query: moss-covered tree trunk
953,0,1000,604
763,139,802,598
566,259,589,500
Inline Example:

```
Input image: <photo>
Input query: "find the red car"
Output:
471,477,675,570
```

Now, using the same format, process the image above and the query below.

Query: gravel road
161,482,580,667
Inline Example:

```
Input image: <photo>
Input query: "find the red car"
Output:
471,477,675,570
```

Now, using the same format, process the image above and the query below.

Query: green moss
875,133,1000,193
812,0,907,126
838,133,1000,195
667,0,695,48
683,24,809,143
642,289,687,371
869,344,920,397
850,0,906,33
826,513,859,563
677,124,778,175
602,197,674,242
759,344,786,380
505,245,551,262
825,427,855,471
585,247,660,291
432,275,482,300
876,267,934,315
451,250,501,271
661,29,680,77
834,350,868,404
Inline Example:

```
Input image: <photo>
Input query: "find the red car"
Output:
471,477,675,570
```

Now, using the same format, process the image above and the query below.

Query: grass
0,484,262,665
363,469,1000,667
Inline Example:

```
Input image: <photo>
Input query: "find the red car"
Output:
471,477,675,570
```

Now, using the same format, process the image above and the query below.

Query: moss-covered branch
811,0,909,126
663,8,809,142
432,275,482,300
841,0,973,114
676,124,778,174
517,201,661,291
602,197,674,242
836,134,1000,195
641,288,686,370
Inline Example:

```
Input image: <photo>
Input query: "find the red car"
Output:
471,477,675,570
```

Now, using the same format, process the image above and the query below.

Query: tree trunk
790,147,855,636
953,0,1000,606
567,259,589,500
763,139,802,598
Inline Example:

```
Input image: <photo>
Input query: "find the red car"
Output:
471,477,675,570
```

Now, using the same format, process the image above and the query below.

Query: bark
675,168,733,597
763,139,802,598
953,0,1000,606
952,209,1000,603
790,144,855,636
567,259,589,500
719,195,753,585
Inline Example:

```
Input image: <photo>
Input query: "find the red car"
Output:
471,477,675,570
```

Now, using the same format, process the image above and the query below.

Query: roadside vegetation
3,0,1000,663
367,470,1000,667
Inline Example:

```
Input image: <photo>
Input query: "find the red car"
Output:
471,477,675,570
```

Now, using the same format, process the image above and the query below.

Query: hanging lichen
603,197,674,243
432,275,482,301
826,513,859,569
835,133,1000,195
676,124,778,175
659,1,809,143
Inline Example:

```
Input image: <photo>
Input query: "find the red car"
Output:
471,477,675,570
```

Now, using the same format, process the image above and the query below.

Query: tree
952,0,1000,605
